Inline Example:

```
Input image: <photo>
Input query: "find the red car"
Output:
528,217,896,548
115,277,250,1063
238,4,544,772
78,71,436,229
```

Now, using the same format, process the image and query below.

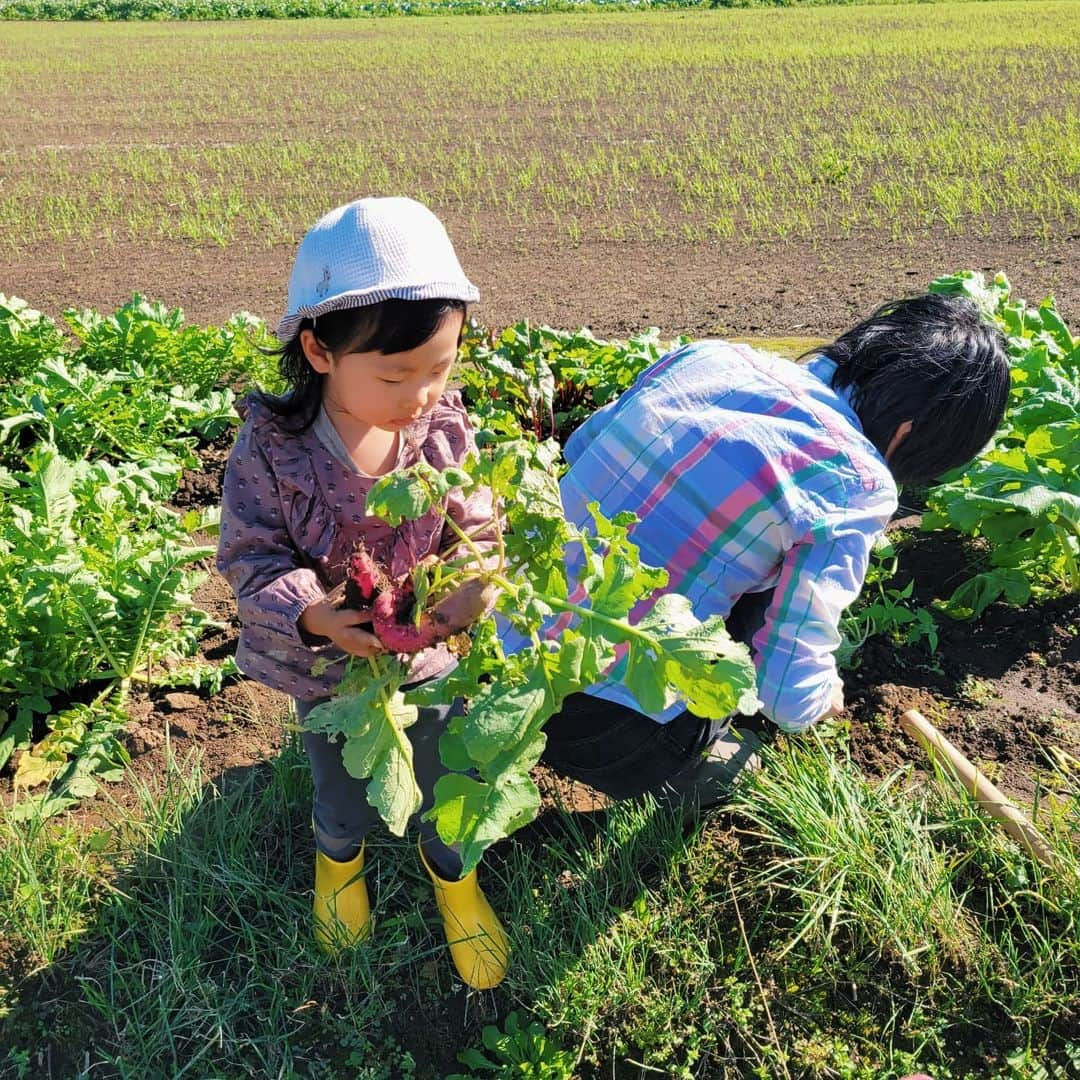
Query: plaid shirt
557,341,897,732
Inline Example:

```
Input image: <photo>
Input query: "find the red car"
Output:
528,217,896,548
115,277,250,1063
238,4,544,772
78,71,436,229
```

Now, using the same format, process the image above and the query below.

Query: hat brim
275,281,479,342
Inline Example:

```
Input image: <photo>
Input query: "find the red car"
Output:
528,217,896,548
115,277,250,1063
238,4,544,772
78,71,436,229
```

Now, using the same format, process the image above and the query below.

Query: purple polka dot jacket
216,390,496,701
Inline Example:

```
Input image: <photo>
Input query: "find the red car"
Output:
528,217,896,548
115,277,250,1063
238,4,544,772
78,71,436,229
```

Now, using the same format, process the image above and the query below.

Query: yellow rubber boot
418,842,509,989
313,845,371,952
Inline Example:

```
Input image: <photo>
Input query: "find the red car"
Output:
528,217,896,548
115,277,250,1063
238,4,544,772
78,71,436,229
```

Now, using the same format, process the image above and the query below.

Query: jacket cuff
253,570,328,645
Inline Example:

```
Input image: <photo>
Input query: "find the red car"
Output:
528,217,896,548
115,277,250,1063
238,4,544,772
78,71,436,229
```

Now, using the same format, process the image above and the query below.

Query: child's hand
299,596,386,658
817,681,845,723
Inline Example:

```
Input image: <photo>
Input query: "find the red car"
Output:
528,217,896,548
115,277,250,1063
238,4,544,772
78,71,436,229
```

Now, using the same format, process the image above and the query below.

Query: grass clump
1,740,449,1078
731,734,983,977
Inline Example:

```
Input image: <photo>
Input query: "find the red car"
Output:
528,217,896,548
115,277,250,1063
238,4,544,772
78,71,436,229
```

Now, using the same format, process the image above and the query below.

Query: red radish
345,544,390,609
343,543,498,654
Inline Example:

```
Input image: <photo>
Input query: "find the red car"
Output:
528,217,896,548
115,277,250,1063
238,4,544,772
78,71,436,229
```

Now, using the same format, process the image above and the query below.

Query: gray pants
296,697,465,880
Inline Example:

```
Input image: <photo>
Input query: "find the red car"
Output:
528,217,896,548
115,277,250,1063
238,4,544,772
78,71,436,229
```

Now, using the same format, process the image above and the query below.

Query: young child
216,197,508,989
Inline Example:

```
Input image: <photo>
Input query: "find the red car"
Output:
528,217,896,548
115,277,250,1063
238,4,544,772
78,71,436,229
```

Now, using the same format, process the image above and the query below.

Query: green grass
2,726,1077,1078
0,0,1031,21
0,2,1077,250
731,336,827,360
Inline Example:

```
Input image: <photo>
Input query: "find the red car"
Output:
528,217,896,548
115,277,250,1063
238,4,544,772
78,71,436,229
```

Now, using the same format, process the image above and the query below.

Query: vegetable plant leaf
304,672,421,836
625,594,762,719
429,770,541,873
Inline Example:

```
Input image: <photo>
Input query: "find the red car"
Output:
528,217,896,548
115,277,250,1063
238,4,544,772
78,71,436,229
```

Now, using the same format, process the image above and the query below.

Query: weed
958,676,998,709
839,541,940,670
448,1011,576,1079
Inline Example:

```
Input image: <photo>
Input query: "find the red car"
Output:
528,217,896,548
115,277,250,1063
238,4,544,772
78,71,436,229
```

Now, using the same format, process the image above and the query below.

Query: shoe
418,841,509,989
660,724,764,811
313,844,371,952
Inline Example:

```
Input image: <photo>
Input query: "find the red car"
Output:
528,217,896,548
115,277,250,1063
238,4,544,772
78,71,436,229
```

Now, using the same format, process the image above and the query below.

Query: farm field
1,2,1078,337
2,2,1080,1078
3,289,1078,1078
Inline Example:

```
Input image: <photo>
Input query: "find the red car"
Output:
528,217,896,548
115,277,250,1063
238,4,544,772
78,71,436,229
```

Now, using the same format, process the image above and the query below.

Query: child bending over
535,294,1010,807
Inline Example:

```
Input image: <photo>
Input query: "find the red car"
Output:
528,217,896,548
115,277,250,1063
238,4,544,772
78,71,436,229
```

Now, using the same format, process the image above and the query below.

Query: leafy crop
0,294,276,816
64,295,278,396
0,447,217,812
0,295,278,470
4,269,1076,831
0,357,235,467
305,440,760,872
0,295,68,382
457,322,686,443
924,272,1079,617
838,540,938,670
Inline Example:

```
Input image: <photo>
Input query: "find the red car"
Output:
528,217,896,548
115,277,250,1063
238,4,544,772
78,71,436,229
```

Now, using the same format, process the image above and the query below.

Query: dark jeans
297,696,466,879
539,589,773,800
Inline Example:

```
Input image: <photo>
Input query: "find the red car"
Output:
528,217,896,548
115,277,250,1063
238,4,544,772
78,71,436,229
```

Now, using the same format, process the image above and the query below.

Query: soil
843,526,1080,803
8,230,1079,342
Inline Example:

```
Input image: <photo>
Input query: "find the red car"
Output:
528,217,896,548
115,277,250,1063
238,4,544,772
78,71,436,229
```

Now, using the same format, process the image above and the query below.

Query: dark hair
257,298,467,431
816,293,1010,484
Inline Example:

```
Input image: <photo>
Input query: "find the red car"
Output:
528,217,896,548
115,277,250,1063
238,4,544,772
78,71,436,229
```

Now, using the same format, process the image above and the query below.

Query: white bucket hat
276,196,479,342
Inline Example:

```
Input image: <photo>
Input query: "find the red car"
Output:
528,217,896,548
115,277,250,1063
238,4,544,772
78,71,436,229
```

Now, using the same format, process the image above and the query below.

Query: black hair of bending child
815,293,1010,485
256,297,468,432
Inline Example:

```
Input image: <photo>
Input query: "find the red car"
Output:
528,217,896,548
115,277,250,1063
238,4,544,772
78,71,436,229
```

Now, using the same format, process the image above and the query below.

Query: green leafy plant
0,446,216,807
0,294,283,472
0,295,67,382
0,294,278,812
457,321,684,443
924,272,1079,617
304,438,760,871
64,294,279,396
8,697,130,820
838,541,939,669
0,355,234,467
448,1012,576,1080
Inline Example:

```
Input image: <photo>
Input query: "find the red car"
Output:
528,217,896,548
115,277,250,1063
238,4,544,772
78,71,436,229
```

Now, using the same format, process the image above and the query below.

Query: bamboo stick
899,708,1060,873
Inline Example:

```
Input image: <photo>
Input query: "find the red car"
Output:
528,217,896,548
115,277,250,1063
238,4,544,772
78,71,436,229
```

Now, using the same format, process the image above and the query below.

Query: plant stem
437,512,494,568
529,629,558,702
69,593,126,687
491,577,653,645
1059,524,1080,592
123,551,190,698
367,656,417,771
429,484,507,577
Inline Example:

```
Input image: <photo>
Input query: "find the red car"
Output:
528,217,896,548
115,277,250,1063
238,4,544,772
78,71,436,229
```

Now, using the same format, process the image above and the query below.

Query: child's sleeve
750,488,896,733
437,398,499,558
216,422,328,650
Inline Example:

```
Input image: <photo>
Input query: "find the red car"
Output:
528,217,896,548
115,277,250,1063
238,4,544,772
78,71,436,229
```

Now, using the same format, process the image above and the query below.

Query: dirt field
11,231,1080,341
4,5,1078,339
3,8,1079,1073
